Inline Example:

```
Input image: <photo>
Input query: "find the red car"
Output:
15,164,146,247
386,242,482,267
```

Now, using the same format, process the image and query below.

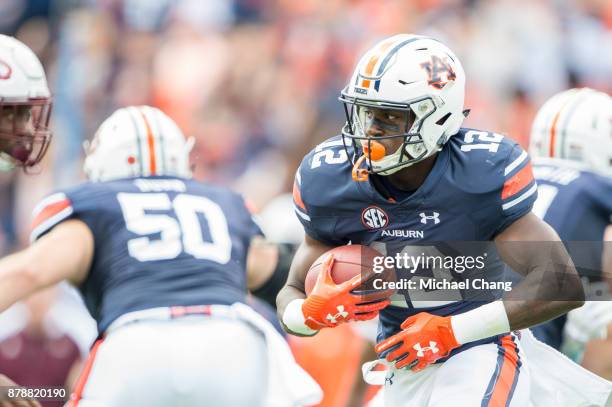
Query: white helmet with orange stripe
84,106,193,182
339,34,466,180
530,88,612,178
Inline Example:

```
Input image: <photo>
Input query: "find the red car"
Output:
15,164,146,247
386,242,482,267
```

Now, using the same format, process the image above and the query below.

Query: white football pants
368,334,530,407
72,316,268,407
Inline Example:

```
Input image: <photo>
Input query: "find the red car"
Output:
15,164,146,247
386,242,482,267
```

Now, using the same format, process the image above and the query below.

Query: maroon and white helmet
0,34,52,171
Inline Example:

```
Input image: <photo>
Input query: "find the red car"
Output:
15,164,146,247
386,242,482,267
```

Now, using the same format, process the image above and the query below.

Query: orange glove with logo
375,312,460,372
302,254,391,330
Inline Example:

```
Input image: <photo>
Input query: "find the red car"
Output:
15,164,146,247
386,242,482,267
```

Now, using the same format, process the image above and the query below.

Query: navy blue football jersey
529,158,612,347
30,176,261,333
532,158,612,278
294,129,537,356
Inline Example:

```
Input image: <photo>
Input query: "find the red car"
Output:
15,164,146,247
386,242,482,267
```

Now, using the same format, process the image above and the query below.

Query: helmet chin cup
361,140,386,161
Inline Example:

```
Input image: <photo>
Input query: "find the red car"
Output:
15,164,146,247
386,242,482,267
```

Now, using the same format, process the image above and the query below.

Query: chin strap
352,154,369,182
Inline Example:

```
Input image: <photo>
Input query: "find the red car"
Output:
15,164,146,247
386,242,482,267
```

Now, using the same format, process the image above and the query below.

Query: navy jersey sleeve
586,174,612,221
236,195,264,240
30,183,105,243
494,141,538,234
452,130,538,237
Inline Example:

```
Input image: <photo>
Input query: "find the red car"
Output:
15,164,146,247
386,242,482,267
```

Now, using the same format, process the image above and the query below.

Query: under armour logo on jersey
419,212,440,224
413,341,439,357
326,305,349,324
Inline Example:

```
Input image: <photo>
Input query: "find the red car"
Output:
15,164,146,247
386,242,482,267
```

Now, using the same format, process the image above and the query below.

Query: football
304,244,396,302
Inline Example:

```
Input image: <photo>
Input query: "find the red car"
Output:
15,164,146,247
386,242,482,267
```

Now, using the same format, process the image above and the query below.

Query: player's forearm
450,298,582,348
503,298,583,332
451,275,582,346
276,236,332,317
501,243,584,330
582,338,612,380
0,251,40,312
489,212,584,333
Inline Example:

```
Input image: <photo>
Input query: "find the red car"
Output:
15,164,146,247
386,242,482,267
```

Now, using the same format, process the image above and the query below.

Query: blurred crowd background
0,0,611,405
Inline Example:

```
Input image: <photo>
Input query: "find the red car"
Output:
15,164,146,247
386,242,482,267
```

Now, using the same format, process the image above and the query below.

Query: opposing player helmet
0,35,52,171
340,34,466,180
84,106,193,182
529,88,612,178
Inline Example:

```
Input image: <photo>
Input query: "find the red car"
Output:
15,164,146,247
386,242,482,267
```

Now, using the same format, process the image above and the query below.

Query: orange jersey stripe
244,198,259,214
293,180,306,211
139,109,157,175
68,338,104,406
31,198,72,232
489,336,520,407
501,162,533,200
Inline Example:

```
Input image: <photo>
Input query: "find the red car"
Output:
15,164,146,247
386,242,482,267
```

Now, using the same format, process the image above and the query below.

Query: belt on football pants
105,304,238,334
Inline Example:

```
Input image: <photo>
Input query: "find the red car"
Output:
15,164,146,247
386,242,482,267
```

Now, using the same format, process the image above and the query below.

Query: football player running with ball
0,106,321,407
278,34,612,406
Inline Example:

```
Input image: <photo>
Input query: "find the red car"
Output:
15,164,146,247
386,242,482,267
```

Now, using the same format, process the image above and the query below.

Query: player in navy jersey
277,34,612,406
0,106,321,407
528,88,612,379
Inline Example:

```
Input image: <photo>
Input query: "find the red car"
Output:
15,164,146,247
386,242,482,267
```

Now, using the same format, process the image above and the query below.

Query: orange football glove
375,312,460,372
302,254,391,330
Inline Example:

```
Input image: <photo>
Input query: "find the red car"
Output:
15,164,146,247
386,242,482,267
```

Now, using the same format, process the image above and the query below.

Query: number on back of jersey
117,192,232,263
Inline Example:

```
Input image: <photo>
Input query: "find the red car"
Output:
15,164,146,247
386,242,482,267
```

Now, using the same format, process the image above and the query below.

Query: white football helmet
530,88,612,178
340,34,466,179
84,106,193,182
0,34,52,171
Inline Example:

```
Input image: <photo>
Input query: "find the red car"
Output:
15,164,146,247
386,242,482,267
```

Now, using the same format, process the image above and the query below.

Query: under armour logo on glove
419,212,440,224
375,312,460,371
326,305,349,324
413,341,439,357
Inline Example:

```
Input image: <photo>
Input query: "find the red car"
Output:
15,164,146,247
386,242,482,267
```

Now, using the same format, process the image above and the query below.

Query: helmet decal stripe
373,36,427,91
548,108,561,157
139,108,157,175
360,39,397,89
126,108,144,175
149,107,166,174
547,91,583,158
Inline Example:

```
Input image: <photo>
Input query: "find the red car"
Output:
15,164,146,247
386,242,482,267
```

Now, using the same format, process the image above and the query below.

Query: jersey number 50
117,193,232,264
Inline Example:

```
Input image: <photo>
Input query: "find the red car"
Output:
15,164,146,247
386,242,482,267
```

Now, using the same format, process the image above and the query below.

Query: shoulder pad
447,128,533,195
295,136,361,211
29,182,106,242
